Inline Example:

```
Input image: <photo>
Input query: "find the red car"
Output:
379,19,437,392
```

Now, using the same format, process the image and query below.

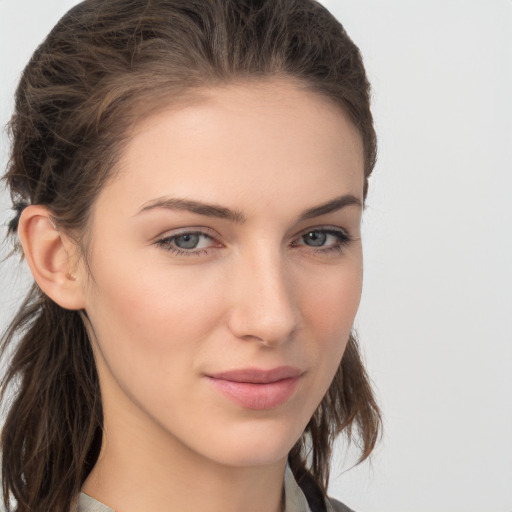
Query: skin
21,78,365,512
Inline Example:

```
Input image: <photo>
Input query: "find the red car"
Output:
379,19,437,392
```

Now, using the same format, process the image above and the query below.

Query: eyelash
155,231,217,257
155,227,353,257
291,228,352,254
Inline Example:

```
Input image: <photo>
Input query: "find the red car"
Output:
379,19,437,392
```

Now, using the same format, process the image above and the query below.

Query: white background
1,1,511,511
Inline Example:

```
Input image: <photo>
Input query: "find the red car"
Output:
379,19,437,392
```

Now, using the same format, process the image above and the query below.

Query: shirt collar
284,464,313,512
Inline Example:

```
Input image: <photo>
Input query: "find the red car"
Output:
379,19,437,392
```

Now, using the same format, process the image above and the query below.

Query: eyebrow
298,194,362,221
136,194,362,223
137,197,246,223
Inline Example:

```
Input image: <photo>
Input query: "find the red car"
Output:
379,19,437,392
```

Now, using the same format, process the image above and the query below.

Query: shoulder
325,496,356,512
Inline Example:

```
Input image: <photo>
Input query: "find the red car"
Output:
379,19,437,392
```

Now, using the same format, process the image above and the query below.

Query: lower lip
206,376,301,410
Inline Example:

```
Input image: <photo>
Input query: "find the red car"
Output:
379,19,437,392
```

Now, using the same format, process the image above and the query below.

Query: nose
226,249,299,346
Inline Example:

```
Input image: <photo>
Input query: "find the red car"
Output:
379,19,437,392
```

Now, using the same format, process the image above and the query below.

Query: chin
192,416,306,468
207,443,293,468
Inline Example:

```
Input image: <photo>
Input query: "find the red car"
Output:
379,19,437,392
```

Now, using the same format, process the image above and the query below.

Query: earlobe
18,205,86,310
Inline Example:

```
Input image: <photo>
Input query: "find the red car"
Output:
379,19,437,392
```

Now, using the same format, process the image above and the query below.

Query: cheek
301,260,362,340
83,253,228,379
83,260,233,435
297,255,363,384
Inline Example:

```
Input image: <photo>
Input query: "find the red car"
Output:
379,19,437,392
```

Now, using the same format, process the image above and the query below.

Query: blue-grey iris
303,231,327,246
175,233,200,249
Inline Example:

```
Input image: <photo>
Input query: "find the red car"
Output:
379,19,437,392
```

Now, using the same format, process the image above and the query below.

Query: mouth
205,366,303,410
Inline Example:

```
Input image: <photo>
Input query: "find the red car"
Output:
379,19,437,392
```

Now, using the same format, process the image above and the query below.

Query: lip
205,366,303,410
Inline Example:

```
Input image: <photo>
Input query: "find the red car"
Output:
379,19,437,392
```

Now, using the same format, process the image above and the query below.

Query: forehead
96,78,364,218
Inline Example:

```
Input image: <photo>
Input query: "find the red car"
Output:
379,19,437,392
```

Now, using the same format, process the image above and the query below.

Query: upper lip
207,366,303,384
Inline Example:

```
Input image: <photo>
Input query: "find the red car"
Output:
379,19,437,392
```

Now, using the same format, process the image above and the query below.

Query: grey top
76,465,353,512
0,464,352,512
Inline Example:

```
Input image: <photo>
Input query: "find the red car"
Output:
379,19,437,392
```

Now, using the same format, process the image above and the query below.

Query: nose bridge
227,242,298,345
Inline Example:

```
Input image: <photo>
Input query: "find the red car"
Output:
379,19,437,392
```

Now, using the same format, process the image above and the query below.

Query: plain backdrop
1,1,511,512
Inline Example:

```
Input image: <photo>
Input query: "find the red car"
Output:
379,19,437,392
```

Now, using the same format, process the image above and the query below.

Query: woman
0,1,381,511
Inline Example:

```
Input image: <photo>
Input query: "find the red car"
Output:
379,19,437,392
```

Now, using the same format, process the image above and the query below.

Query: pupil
304,231,326,247
175,233,200,249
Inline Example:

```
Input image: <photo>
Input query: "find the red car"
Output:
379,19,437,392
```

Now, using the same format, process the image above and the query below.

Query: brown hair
1,1,381,511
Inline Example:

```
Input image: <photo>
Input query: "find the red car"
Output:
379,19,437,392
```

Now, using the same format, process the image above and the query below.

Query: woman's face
79,79,365,468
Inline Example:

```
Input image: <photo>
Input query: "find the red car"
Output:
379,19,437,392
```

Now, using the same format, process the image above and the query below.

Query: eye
293,228,352,253
173,233,203,249
155,230,219,255
302,231,329,247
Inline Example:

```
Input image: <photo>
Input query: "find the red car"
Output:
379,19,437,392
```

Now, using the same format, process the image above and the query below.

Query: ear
18,205,86,310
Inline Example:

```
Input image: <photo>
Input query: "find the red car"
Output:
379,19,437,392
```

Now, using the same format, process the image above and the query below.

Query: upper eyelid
156,225,349,237
292,225,351,239
155,225,351,237
154,226,219,242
